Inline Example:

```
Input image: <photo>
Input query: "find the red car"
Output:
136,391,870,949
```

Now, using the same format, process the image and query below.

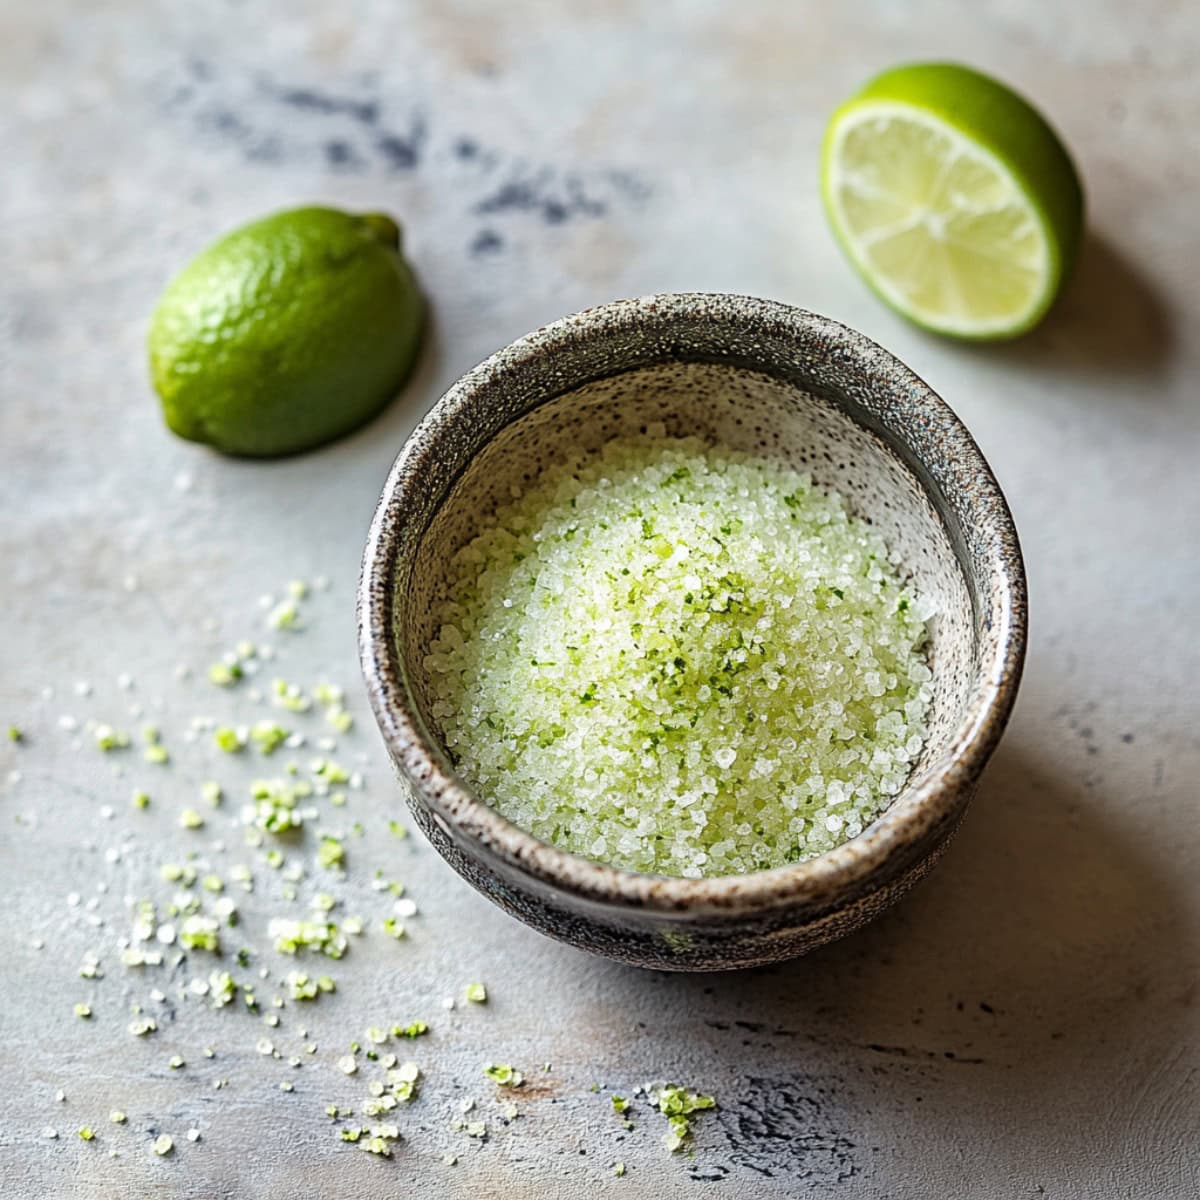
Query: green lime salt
426,434,933,878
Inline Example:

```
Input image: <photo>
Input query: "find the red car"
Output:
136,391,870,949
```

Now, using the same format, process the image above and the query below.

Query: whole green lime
148,206,423,456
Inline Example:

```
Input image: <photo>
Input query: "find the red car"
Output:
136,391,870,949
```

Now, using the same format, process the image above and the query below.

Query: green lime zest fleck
251,778,310,832
327,706,353,733
268,600,300,631
288,971,333,997
361,1130,397,1155
74,1002,92,1019
317,836,345,870
179,915,220,952
213,725,245,753
161,861,196,885
483,1063,523,1087
209,970,237,1007
272,679,311,713
647,1082,716,1151
269,917,347,959
311,757,349,785
464,981,487,1004
250,721,290,755
208,661,243,687
93,725,129,752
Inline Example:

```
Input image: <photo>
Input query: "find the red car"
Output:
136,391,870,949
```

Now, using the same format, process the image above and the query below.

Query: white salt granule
426,436,933,878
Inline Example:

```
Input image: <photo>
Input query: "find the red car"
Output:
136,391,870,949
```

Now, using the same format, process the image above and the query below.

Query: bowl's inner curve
399,360,977,819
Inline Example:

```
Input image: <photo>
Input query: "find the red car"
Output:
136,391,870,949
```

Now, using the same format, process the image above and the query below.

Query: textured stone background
2,2,1197,1197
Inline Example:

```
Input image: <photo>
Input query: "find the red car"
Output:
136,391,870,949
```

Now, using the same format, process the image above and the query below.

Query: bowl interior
402,359,976,807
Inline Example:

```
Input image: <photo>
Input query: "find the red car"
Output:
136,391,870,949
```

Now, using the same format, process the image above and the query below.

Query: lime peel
822,62,1083,339
148,206,424,458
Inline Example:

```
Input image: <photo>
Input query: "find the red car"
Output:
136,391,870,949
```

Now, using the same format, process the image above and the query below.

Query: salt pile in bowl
425,433,934,879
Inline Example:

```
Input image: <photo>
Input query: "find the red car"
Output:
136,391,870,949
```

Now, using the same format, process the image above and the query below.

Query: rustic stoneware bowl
359,293,1026,971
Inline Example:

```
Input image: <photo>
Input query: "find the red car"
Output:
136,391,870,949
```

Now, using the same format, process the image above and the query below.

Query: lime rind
821,63,1084,340
149,207,424,457
824,102,1054,336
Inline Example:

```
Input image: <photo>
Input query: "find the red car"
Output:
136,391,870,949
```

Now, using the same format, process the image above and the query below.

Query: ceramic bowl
359,294,1026,971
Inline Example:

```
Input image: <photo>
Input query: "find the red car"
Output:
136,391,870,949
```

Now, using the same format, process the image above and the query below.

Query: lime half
822,62,1084,339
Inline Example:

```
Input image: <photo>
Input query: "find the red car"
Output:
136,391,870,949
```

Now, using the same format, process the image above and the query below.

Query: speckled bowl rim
359,293,1026,917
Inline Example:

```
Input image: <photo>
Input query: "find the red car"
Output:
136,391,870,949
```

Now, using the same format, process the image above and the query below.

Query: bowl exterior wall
390,758,972,970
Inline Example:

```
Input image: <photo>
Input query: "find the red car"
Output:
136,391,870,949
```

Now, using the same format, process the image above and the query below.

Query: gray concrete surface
2,2,1198,1196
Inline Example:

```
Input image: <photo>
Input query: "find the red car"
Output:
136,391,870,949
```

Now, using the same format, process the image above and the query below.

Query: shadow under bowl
358,293,1026,971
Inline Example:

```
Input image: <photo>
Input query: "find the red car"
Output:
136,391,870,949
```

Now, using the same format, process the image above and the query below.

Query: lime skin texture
149,207,424,457
822,62,1084,339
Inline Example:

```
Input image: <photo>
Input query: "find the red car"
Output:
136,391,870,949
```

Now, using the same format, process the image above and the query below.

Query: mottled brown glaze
358,294,1026,970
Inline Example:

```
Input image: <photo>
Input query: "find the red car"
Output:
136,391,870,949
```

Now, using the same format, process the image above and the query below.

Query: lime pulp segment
824,102,1053,337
